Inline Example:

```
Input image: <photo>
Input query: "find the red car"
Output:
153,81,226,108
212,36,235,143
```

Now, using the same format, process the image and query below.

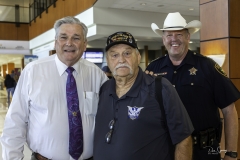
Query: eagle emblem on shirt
127,106,144,120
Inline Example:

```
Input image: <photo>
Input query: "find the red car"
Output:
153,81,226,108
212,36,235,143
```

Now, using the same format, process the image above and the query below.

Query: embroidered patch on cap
105,31,138,51
127,106,144,120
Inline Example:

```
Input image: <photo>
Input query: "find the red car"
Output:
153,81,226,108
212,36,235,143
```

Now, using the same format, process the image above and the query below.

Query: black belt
192,128,218,149
32,152,50,160
32,152,93,160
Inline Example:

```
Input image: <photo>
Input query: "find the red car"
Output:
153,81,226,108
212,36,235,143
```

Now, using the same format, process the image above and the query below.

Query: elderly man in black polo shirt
93,31,194,160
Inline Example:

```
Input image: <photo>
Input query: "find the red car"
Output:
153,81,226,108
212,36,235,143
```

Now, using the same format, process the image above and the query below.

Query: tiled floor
0,89,32,159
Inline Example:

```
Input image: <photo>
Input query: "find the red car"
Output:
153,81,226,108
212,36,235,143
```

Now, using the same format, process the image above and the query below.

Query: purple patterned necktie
66,67,83,160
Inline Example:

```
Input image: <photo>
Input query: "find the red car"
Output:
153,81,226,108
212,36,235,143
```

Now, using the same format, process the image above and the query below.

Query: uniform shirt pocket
84,91,99,116
180,77,204,87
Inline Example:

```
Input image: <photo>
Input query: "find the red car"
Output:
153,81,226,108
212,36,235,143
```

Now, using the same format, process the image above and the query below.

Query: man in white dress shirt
0,16,108,160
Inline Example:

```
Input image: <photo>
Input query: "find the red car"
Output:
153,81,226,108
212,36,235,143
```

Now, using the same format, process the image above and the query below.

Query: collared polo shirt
93,68,193,160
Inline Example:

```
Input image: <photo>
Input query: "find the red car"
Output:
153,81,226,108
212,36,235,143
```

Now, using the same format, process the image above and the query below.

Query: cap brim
105,41,137,51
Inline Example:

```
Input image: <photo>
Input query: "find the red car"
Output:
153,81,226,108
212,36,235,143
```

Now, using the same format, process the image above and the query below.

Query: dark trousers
193,140,221,160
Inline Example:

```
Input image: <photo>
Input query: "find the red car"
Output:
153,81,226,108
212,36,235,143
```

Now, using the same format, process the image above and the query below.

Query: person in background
102,66,112,79
1,16,108,160
94,31,194,160
4,74,16,106
146,12,240,160
10,70,15,79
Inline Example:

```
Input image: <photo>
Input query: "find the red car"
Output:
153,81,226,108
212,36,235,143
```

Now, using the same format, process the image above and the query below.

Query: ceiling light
189,41,193,43
140,3,146,6
189,8,194,10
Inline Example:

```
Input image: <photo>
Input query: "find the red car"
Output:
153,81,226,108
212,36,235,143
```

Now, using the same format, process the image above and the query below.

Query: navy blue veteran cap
105,31,138,51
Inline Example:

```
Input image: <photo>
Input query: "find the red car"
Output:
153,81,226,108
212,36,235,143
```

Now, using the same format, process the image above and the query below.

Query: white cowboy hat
151,12,202,36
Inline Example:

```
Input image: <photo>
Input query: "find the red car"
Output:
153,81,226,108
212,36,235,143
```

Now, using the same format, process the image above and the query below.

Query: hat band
163,26,184,29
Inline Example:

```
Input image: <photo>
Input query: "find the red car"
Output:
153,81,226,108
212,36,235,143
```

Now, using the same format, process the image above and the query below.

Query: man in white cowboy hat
146,12,240,160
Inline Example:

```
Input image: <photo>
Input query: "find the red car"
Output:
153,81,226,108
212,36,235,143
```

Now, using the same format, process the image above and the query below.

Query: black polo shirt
146,50,240,133
93,68,193,160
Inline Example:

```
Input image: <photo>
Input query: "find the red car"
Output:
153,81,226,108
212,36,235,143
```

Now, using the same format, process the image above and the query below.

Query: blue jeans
7,87,15,105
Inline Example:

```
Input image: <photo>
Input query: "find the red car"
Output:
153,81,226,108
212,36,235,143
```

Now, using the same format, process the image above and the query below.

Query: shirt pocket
181,80,204,87
83,91,99,116
179,78,205,100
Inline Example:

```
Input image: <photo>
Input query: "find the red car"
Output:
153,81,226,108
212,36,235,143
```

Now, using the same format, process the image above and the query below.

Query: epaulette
150,54,167,63
192,52,206,58
193,52,215,61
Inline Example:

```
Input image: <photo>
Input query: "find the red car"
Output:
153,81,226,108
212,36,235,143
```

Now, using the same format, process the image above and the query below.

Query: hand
145,70,158,76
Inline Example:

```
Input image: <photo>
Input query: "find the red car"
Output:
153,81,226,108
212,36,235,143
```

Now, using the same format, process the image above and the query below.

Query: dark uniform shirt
93,68,193,160
146,50,240,133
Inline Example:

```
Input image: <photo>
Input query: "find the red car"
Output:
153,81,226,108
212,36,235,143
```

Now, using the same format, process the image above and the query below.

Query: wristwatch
225,151,238,158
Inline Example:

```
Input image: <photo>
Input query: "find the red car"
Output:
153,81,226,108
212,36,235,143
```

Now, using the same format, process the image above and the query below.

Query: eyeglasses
105,119,115,144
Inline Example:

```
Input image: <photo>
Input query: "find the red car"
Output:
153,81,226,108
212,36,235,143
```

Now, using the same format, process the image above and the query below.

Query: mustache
115,63,131,69
112,63,133,76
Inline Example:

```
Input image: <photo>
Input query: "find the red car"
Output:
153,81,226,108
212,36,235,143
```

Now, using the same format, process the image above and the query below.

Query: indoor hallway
0,89,32,159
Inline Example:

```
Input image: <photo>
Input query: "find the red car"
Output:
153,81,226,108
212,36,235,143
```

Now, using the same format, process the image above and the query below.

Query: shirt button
191,83,194,85
173,85,175,87
174,71,177,74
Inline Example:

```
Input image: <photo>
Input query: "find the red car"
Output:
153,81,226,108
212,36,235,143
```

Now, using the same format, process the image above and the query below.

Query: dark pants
193,140,221,160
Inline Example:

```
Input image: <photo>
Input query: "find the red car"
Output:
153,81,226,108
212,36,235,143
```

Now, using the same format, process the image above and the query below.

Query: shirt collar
108,67,143,98
126,67,143,97
162,50,195,69
55,54,82,76
181,50,195,66
161,54,173,68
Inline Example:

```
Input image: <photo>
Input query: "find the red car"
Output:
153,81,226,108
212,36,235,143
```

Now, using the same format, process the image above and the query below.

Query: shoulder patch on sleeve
214,63,228,77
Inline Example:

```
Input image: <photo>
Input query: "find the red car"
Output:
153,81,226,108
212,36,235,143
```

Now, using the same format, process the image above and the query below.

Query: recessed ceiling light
158,5,164,7
189,8,194,10
189,41,193,43
140,3,146,6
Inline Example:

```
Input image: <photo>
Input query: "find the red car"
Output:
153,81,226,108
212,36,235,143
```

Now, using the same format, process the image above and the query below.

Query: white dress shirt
1,54,108,160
